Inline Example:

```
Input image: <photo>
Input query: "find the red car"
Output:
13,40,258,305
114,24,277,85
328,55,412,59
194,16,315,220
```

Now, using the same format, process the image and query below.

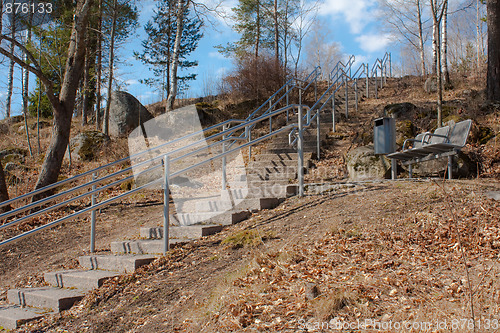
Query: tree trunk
273,0,279,65
96,0,103,130
82,46,92,126
441,0,450,86
166,0,187,112
487,0,500,101
34,0,92,193
22,14,34,157
0,159,11,212
417,0,426,76
432,19,438,75
103,0,118,135
255,1,260,59
6,11,16,119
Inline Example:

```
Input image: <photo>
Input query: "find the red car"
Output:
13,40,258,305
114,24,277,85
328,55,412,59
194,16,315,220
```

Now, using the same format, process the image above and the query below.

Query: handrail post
389,52,392,78
269,100,272,131
297,84,304,197
248,129,252,161
163,155,170,255
354,78,358,113
222,125,227,190
316,107,320,161
366,63,369,98
298,104,304,198
381,65,385,88
345,75,349,119
332,92,336,133
90,172,97,253
286,84,289,122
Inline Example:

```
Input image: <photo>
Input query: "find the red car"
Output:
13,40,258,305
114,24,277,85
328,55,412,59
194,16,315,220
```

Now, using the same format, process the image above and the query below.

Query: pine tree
135,0,203,103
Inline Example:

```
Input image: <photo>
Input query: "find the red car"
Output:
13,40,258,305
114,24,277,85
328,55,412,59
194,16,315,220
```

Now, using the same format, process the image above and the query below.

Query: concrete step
249,159,312,169
78,254,157,273
253,152,313,161
0,305,55,330
110,238,190,255
140,224,223,239
264,147,319,154
7,287,84,312
236,173,294,182
267,142,320,150
196,197,280,212
172,210,251,226
44,270,120,291
225,184,298,199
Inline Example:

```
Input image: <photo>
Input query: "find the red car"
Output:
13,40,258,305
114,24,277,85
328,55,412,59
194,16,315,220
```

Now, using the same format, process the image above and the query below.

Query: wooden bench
387,119,472,179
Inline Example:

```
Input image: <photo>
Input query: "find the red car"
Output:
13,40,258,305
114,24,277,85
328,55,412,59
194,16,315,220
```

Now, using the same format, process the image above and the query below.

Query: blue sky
119,0,394,104
0,0,395,116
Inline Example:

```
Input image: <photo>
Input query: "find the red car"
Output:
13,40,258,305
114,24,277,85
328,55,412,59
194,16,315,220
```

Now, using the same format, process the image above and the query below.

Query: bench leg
448,155,453,180
391,159,397,180
408,164,413,179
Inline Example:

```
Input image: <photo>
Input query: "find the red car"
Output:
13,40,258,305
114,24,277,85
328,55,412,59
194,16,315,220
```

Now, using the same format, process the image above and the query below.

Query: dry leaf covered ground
12,179,500,332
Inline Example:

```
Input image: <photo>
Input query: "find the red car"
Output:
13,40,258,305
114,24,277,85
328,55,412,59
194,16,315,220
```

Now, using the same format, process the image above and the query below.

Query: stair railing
0,104,308,254
0,53,392,255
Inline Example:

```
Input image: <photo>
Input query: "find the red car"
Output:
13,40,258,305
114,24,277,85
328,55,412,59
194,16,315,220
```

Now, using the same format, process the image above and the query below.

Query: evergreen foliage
135,0,203,99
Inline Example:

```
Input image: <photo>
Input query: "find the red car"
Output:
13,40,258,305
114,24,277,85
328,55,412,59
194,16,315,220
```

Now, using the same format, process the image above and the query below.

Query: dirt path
8,179,499,332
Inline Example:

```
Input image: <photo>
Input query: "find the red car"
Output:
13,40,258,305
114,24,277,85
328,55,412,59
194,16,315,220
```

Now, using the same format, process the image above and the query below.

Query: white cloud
355,33,393,53
125,79,140,86
209,51,228,60
319,0,375,34
216,67,228,78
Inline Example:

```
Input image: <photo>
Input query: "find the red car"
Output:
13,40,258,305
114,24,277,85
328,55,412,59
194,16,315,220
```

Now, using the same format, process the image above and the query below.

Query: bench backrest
428,126,451,144
414,133,426,148
448,119,472,147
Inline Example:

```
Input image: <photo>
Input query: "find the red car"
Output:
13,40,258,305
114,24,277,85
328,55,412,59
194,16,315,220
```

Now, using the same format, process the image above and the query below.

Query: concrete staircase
0,254,156,330
0,76,367,330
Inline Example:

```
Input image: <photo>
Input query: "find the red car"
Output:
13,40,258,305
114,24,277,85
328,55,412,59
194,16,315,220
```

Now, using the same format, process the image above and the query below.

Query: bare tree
305,23,342,78
379,0,429,76
430,0,448,127
166,0,189,112
0,0,93,193
441,0,450,85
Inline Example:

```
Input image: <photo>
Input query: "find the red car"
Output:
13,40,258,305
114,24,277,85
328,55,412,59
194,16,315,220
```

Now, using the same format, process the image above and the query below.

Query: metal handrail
0,52,392,253
0,118,245,210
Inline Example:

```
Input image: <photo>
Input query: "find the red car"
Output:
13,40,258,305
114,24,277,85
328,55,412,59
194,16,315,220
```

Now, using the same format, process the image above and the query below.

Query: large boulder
68,131,110,161
109,91,154,138
345,145,392,181
384,102,416,118
424,77,437,93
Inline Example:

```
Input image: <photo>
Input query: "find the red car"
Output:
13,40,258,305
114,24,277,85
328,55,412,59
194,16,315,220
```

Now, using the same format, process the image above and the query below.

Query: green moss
441,105,457,119
477,126,495,144
397,120,414,146
222,229,275,249
120,179,134,191
443,114,463,124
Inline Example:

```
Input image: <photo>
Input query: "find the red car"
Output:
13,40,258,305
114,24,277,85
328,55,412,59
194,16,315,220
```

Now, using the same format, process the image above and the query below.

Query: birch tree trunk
417,0,426,76
96,0,103,130
166,0,187,112
441,0,450,86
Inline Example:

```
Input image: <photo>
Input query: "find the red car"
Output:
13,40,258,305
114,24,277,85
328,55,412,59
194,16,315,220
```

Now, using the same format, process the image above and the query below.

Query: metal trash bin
374,117,395,155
